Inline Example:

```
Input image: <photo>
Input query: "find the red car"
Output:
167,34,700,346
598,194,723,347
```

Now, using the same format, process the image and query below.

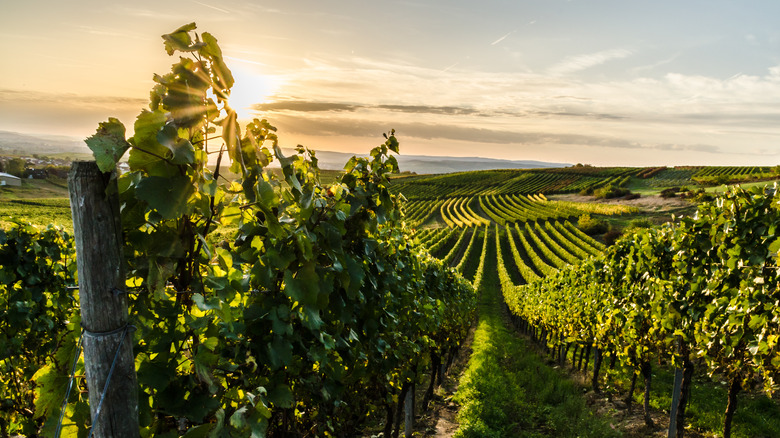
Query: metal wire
54,328,85,438
86,324,135,438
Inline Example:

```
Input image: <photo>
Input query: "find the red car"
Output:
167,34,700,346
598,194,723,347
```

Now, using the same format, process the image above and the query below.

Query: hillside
0,130,568,174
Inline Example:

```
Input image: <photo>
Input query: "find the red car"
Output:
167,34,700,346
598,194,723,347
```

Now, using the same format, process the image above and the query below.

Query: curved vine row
503,185,780,437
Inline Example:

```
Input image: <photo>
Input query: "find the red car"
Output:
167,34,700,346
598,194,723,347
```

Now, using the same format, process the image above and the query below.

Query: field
395,166,780,437
3,164,780,437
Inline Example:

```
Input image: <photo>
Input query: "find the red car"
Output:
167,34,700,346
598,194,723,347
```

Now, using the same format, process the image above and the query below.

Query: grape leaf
85,117,130,172
135,175,193,219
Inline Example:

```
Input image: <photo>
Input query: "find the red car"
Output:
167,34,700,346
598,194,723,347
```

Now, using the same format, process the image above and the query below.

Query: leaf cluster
504,184,780,395
75,23,477,436
0,222,81,436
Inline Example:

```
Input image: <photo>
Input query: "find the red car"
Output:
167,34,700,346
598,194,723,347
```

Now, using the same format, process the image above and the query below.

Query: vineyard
397,175,780,436
3,23,780,438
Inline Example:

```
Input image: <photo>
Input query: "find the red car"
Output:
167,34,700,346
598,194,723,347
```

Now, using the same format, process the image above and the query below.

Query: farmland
4,162,780,437
392,166,780,437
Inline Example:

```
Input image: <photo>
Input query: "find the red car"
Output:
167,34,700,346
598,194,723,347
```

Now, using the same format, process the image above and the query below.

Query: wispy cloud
628,52,680,75
224,55,269,67
269,113,724,155
490,30,515,46
191,0,231,14
252,101,358,112
442,61,459,72
548,49,633,76
251,100,482,116
0,89,147,106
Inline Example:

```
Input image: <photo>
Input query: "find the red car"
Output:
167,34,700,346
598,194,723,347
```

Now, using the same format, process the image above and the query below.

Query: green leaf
162,23,198,55
85,118,131,172
156,123,195,164
283,263,319,305
267,384,294,408
183,423,213,438
129,110,178,176
135,175,193,219
267,336,293,369
202,32,234,94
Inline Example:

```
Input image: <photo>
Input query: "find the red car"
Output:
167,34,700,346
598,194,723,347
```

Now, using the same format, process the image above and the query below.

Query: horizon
2,1,780,166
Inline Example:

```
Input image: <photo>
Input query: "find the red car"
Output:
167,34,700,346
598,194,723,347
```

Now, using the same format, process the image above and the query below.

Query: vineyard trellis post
667,367,684,437
68,161,139,437
404,382,415,438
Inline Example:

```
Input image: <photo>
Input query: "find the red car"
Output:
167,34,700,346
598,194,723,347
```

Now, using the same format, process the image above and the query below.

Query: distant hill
0,131,90,156
0,130,568,174
289,149,569,174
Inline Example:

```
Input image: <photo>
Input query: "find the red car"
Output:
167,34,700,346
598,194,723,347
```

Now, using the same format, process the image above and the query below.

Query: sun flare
228,65,282,120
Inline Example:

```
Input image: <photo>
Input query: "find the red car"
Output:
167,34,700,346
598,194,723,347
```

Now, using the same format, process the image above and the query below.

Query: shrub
660,188,678,198
624,193,641,200
577,214,608,235
603,229,622,246
629,218,653,228
593,184,631,199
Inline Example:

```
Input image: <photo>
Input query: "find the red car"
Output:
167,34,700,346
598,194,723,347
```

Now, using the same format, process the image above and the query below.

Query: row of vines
0,24,476,437
501,184,780,437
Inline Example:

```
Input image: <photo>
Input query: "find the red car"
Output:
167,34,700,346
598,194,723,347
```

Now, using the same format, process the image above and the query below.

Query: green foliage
0,222,79,436
391,167,640,200
502,184,780,436
0,23,476,437
76,23,478,436
455,229,619,438
576,213,608,235
0,198,72,231
4,158,26,177
84,118,131,172
593,184,630,199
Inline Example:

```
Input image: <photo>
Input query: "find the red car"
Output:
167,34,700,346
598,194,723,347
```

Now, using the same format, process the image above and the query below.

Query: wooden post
667,368,684,438
68,161,138,437
404,382,414,438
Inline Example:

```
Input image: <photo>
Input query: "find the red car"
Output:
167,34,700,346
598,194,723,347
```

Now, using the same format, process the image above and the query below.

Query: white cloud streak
548,49,633,76
191,0,231,14
490,30,515,46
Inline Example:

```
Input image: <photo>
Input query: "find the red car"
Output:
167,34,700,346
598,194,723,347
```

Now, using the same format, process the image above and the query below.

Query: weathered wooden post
68,161,138,437
404,383,414,438
668,368,684,438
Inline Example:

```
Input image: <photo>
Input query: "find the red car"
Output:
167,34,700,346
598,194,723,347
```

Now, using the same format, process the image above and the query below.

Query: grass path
451,233,619,438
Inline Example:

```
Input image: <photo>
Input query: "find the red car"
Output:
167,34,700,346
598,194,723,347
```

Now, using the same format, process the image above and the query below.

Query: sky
2,0,780,166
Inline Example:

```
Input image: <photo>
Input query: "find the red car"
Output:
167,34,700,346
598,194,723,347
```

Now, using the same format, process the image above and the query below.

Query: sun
227,65,281,120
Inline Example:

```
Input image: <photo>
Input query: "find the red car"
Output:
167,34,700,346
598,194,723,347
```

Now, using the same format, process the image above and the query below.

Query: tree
5,158,25,177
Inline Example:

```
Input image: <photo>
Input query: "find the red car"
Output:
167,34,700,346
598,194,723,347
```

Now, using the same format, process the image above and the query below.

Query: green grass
453,232,620,438
607,363,780,437
0,198,73,231
703,179,780,194
0,177,70,199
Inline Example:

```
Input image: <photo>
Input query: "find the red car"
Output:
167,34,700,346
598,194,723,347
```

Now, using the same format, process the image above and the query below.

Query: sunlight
228,65,282,120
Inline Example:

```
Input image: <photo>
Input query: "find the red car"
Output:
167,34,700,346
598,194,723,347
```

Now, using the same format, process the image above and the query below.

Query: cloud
252,101,358,112
0,89,148,137
269,113,722,155
377,104,481,115
548,49,633,75
191,0,231,14
653,143,720,153
251,100,482,116
0,89,147,107
628,52,681,75
490,30,515,46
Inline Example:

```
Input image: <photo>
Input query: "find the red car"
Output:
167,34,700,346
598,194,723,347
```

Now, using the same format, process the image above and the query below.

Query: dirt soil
549,193,697,225
550,192,693,213
414,326,475,437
